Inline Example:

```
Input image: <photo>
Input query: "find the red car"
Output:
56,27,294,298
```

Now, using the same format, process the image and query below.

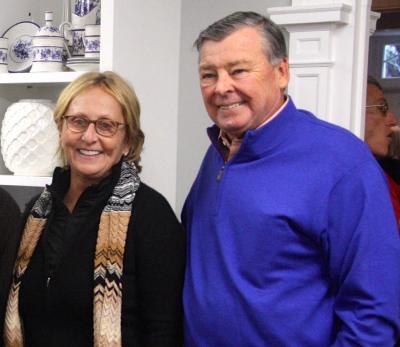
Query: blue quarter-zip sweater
182,99,400,346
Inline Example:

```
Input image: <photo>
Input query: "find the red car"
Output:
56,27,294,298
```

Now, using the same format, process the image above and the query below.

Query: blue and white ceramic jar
84,24,100,58
31,11,68,72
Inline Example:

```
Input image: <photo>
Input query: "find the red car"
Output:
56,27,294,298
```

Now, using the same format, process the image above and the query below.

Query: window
382,43,400,79
369,29,400,92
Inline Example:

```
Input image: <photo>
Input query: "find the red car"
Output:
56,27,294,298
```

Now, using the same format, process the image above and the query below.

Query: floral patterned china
72,0,101,29
66,56,99,71
31,11,70,72
0,37,8,73
74,0,101,17
2,21,40,72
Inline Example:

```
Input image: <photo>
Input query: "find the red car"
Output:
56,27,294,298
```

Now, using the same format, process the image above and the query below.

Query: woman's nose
81,123,98,142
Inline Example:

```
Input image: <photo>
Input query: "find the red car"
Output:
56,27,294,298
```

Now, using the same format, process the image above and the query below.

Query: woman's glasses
62,115,126,137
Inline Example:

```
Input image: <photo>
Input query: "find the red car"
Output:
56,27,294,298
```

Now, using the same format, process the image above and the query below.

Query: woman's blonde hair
54,71,144,171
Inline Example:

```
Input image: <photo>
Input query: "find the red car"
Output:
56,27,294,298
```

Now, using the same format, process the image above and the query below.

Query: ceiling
372,0,400,29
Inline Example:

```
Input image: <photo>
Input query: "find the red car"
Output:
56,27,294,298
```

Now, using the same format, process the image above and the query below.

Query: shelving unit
0,175,51,186
0,72,79,187
0,71,84,85
0,0,182,209
0,0,106,189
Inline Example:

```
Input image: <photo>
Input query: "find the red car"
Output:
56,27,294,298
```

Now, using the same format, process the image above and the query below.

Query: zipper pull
216,166,225,181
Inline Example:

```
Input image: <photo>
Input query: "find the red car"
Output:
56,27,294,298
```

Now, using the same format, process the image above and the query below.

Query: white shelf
0,175,51,187
0,71,85,85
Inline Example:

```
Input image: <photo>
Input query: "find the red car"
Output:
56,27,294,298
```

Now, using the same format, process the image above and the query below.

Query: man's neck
218,96,289,161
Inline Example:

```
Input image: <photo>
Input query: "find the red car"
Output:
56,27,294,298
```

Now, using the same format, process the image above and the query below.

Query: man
182,11,400,346
365,76,397,158
365,75,400,225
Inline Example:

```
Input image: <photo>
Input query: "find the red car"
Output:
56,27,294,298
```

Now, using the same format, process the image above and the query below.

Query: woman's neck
63,176,92,213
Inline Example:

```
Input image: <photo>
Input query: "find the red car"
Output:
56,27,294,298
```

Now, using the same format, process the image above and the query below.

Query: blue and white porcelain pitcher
72,0,101,28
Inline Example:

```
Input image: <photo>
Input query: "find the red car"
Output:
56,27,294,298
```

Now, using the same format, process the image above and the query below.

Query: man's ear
275,57,290,90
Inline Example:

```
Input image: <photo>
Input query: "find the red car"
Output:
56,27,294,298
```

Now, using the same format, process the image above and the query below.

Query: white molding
289,67,329,119
289,30,331,62
267,1,373,137
290,61,334,68
267,3,352,25
369,11,381,35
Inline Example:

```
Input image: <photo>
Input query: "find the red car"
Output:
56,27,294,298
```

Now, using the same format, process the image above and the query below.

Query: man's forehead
199,58,251,70
199,27,264,59
367,83,385,102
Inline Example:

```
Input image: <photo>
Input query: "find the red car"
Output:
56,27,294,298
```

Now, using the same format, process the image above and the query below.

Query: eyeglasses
365,101,389,115
62,115,126,137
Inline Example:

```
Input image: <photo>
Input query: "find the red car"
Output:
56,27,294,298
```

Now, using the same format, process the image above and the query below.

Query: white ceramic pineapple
1,99,62,175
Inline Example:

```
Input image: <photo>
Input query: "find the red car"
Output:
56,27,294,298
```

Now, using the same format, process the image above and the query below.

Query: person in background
380,128,400,193
182,11,400,346
364,75,400,226
1,71,185,347
0,187,20,347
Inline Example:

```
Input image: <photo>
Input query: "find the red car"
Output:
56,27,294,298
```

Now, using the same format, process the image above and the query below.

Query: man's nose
215,72,234,95
386,110,397,127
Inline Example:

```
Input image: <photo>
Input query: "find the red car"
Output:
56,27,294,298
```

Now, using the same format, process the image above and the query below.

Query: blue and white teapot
31,11,71,72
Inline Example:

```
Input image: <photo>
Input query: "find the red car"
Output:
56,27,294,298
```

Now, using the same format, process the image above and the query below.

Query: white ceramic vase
1,99,62,176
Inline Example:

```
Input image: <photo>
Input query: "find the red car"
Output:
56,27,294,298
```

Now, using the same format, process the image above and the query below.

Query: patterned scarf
4,160,140,347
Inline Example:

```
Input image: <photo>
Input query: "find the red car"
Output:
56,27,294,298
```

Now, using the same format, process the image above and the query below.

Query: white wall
176,0,291,215
109,0,182,208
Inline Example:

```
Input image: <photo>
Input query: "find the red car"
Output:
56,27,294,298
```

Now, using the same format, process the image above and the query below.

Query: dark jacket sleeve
127,183,185,347
0,189,22,347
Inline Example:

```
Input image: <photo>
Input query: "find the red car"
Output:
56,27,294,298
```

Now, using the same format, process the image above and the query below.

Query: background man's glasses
365,101,389,115
62,115,126,137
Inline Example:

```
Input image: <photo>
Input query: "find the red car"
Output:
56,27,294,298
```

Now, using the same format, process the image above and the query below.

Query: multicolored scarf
4,160,140,347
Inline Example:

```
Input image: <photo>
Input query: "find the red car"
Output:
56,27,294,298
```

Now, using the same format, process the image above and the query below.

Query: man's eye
201,73,215,80
232,69,246,75
378,103,389,113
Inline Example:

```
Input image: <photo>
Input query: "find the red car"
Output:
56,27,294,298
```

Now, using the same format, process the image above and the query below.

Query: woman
0,187,20,343
2,71,185,346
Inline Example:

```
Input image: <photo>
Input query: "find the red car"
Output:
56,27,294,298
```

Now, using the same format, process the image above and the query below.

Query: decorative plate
2,21,40,73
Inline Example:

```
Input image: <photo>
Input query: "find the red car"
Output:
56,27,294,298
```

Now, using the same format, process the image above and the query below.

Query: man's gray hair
194,11,287,65
367,75,383,91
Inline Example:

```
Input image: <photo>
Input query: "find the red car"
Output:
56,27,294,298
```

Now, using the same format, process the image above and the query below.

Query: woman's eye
98,121,113,130
72,117,87,126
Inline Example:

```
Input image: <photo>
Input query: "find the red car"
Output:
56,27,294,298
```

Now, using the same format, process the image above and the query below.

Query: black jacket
1,164,185,347
0,188,21,347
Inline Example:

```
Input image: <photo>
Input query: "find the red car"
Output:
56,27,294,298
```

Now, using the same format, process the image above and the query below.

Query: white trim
267,4,352,25
0,175,51,187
